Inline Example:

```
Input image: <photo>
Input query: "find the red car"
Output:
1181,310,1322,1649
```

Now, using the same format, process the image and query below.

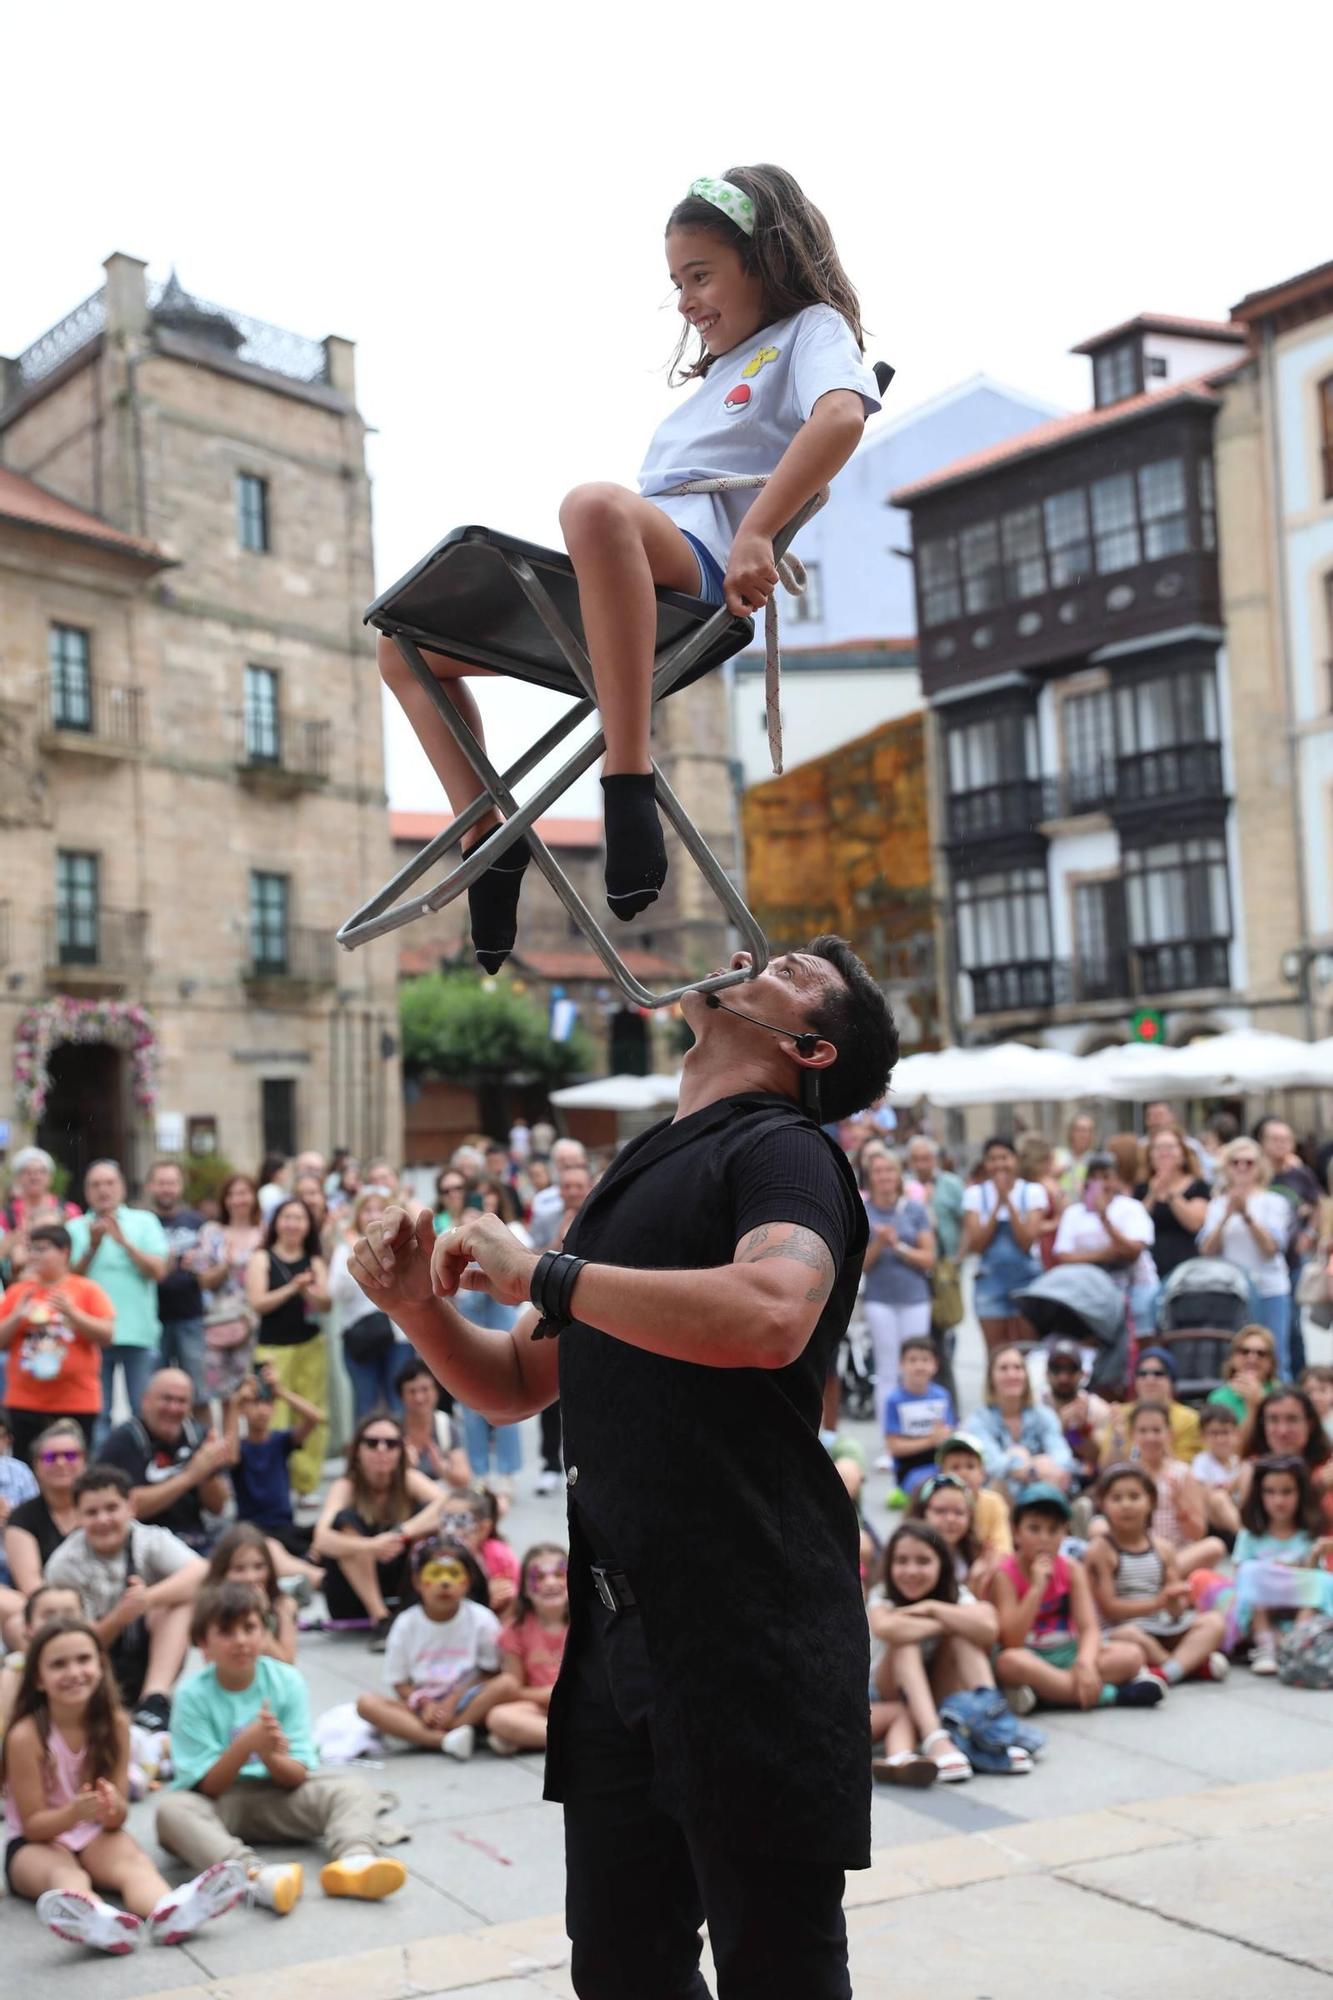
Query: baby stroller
1154,1258,1251,1404
1010,1264,1127,1399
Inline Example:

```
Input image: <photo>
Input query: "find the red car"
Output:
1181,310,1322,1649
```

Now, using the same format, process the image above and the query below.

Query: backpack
1277,1616,1333,1689
938,1687,1046,1773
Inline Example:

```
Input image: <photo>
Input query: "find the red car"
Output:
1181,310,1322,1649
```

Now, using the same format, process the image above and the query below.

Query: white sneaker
1005,1684,1037,1716
1250,1640,1278,1677
487,1729,519,1755
442,1723,475,1759
873,1452,894,1473
148,1858,249,1945
37,1890,142,1955
534,1470,561,1496
250,1862,304,1915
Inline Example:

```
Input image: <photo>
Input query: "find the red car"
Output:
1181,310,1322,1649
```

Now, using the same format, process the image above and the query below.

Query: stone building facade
0,254,401,1187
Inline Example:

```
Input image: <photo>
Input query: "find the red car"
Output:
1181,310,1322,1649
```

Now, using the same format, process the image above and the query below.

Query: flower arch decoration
13,998,159,1126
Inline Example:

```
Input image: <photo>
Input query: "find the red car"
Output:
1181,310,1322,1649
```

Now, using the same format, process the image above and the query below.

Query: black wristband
528,1250,586,1341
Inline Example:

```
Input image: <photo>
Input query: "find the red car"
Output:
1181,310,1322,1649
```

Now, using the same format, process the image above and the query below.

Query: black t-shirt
7,1492,70,1568
544,1091,871,1868
99,1416,209,1541
154,1205,206,1323
1135,1178,1211,1279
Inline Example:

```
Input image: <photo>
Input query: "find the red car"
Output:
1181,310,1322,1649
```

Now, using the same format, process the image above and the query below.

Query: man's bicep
732,1221,838,1307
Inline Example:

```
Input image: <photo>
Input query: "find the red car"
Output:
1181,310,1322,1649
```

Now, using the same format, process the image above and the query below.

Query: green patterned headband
687,176,755,237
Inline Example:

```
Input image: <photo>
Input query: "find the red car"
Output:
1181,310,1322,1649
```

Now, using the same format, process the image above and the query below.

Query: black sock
602,773,667,921
465,828,531,975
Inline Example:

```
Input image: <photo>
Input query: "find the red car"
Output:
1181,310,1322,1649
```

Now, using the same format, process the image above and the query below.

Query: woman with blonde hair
1197,1138,1293,1374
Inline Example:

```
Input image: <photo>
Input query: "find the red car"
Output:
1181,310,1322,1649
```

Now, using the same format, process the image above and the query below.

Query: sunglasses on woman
1136,1366,1169,1379
360,1434,402,1452
40,1447,85,1465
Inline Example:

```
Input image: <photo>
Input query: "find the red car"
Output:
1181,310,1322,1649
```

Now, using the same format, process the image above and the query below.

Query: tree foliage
399,972,592,1084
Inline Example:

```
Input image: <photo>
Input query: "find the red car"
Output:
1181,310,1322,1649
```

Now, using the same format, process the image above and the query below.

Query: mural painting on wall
742,709,939,1050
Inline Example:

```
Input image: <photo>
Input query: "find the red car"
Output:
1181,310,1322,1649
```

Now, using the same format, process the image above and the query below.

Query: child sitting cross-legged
6,1616,246,1953
1,1581,83,1738
868,1521,1024,1785
355,1536,520,1761
156,1581,406,1914
1085,1464,1229,1685
990,1484,1163,1713
487,1543,570,1754
1232,1453,1333,1675
1125,1402,1227,1576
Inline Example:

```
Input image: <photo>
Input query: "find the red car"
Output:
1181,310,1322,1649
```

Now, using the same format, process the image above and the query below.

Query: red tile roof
515,947,681,983
390,811,602,849
0,465,167,562
889,362,1248,506
1070,311,1248,355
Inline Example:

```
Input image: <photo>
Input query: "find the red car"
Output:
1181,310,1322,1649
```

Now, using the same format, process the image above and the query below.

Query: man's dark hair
28,1223,71,1256
191,1580,266,1647
73,1463,133,1504
1206,1111,1239,1145
806,935,898,1124
899,1336,936,1362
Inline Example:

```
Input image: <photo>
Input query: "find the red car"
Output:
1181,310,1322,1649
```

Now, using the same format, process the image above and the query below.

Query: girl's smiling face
36,1629,102,1708
888,1532,943,1603
666,226,767,358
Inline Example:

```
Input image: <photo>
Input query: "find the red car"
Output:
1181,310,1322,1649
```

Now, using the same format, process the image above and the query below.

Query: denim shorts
682,531,727,607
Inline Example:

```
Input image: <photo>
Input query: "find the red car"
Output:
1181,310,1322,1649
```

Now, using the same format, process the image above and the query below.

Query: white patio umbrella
891,1041,1089,1106
1155,1030,1327,1093
549,1073,681,1112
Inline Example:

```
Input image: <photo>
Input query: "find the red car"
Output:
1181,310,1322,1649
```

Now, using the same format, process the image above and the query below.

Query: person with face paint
354,1536,519,1759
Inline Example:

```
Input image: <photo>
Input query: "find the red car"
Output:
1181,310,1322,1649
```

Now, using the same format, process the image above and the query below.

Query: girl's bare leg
1106,1623,1167,1665
83,1831,170,1919
869,1699,898,1746
1166,1610,1226,1678
882,1643,942,1746
377,639,528,971
558,484,702,918
9,1843,94,1904
1096,1639,1149,1685
931,1633,996,1697
487,1698,549,1750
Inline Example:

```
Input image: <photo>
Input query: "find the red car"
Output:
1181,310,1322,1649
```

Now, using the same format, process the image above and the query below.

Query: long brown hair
3,1618,123,1792
666,163,864,384
345,1409,411,1523
207,1522,281,1612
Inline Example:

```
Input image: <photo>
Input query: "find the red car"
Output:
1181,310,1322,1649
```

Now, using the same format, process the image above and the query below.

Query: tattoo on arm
734,1223,836,1303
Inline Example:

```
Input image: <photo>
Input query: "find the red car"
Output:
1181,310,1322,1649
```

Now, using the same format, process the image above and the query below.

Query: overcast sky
6,5,1327,817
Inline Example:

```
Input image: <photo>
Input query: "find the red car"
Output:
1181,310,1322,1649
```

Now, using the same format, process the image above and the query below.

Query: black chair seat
365,525,754,700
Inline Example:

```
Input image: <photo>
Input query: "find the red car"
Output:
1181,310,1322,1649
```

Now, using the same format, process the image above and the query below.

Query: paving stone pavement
5,1306,1333,1991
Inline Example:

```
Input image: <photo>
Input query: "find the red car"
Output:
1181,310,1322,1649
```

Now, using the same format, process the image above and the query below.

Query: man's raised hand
432,1212,536,1309
351,1205,437,1310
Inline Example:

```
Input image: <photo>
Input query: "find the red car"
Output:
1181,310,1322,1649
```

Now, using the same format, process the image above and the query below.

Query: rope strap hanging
664,476,827,776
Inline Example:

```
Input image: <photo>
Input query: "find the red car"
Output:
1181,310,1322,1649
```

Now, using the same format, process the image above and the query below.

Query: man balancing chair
337,363,893,1010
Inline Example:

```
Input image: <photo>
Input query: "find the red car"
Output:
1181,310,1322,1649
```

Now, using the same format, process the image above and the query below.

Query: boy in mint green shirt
155,1581,406,1915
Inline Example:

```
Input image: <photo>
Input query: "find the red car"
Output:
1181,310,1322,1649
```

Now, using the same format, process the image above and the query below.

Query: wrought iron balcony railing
945,777,1055,843
44,675,144,750
233,711,331,785
245,923,335,988
44,906,148,976
1115,741,1224,809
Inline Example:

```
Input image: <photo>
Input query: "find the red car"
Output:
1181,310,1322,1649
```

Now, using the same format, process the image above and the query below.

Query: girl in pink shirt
488,1543,571,1753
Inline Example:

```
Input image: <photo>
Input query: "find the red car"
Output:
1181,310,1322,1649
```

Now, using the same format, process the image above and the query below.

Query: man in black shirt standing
354,938,897,2000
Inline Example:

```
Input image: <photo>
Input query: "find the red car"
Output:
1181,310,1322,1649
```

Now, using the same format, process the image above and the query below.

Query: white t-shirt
47,1524,198,1622
1199,1192,1291,1296
638,304,882,568
381,1599,501,1699
962,1181,1051,1223
1052,1194,1156,1290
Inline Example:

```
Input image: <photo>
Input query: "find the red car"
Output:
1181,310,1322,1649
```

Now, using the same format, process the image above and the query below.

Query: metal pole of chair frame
339,493,826,1001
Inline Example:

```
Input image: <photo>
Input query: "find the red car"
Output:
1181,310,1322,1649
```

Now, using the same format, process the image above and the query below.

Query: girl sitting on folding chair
379,162,881,971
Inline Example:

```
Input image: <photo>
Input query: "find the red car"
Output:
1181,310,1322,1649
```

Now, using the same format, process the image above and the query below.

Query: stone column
323,335,357,401
103,253,149,338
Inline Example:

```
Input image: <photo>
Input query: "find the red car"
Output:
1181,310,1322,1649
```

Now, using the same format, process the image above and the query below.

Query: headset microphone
704,991,819,1056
